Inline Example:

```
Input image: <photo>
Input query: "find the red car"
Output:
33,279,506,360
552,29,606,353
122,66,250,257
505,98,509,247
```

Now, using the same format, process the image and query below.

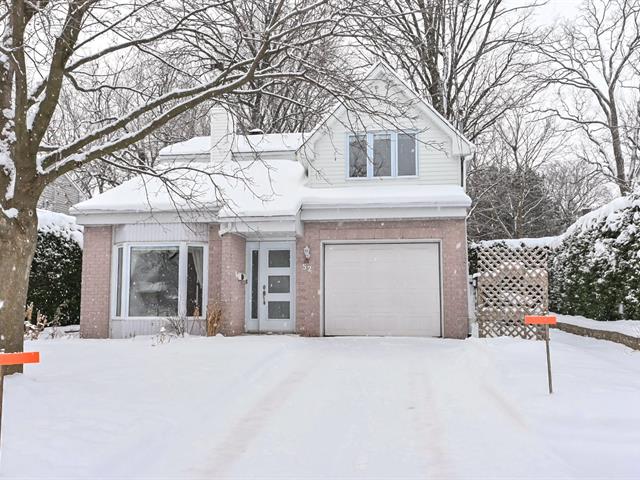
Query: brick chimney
210,106,233,163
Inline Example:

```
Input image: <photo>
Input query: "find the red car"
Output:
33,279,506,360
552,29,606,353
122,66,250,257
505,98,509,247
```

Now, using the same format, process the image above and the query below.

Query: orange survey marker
524,315,555,394
524,315,557,325
0,351,40,366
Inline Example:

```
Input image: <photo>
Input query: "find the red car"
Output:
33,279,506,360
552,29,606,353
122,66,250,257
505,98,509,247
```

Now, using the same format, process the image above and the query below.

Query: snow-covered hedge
27,210,83,326
549,190,640,321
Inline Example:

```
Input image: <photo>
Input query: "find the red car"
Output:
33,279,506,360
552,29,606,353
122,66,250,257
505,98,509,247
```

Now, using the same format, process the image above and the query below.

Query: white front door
246,241,295,333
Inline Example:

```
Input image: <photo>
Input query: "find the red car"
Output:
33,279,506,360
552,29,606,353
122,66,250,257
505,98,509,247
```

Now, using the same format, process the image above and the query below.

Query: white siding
113,223,209,243
299,88,461,188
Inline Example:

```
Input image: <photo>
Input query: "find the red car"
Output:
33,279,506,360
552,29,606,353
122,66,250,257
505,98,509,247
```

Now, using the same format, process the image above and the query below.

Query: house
38,173,86,214
71,64,475,339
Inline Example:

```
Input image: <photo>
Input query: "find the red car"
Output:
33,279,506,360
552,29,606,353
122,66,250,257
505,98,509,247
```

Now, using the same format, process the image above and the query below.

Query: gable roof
297,62,475,156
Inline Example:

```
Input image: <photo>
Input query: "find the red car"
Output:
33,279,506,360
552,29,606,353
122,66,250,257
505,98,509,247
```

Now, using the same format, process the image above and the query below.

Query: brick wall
296,219,469,338
79,226,112,338
219,233,246,335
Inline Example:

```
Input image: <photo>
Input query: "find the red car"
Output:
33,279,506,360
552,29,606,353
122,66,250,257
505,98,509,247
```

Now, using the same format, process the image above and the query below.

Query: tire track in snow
194,348,317,478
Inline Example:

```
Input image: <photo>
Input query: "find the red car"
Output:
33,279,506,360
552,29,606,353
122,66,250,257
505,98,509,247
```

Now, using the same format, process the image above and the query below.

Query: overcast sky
535,0,583,25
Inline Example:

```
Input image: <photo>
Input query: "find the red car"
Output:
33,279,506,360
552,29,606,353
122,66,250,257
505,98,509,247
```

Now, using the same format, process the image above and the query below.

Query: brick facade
218,233,246,335
296,219,469,338
79,226,112,338
80,220,468,339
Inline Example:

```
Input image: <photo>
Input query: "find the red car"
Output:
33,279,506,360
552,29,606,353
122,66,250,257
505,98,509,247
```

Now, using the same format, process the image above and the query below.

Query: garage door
324,242,441,336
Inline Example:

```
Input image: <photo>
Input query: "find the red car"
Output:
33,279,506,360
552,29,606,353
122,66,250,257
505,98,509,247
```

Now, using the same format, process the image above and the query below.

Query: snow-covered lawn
2,332,639,479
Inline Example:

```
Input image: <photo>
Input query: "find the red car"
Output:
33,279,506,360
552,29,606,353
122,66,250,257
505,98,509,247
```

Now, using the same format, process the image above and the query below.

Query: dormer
296,63,474,188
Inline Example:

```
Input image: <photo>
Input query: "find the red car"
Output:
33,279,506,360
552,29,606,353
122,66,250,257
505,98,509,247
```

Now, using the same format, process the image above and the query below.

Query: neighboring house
71,64,475,339
38,173,86,214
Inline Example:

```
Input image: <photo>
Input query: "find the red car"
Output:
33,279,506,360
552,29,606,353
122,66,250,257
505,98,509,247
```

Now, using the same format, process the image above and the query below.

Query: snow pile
2,333,639,478
37,209,83,246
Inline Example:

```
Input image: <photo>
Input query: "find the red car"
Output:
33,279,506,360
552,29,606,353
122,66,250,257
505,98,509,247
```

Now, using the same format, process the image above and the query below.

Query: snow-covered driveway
2,332,639,479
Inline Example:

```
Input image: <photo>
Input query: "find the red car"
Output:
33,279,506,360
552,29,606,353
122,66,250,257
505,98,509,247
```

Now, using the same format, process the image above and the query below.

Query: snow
234,132,307,153
556,313,640,338
37,209,84,246
2,332,639,478
72,160,471,221
472,236,558,249
564,193,640,238
157,133,308,158
157,136,211,156
1,207,18,219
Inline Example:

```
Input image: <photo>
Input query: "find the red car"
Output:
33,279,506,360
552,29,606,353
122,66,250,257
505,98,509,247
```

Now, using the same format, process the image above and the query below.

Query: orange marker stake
525,316,556,394
0,352,40,448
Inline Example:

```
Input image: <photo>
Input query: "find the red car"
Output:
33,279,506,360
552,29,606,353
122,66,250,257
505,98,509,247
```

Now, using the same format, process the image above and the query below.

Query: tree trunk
609,102,630,195
0,204,38,375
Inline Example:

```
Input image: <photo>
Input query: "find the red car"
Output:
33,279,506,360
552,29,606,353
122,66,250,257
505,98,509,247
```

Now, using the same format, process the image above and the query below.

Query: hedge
27,211,83,326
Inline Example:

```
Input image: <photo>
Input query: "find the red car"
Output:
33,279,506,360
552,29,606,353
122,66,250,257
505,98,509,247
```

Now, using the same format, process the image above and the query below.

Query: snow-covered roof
234,133,307,153
71,166,221,214
157,133,308,159
37,209,84,246
72,159,470,223
158,136,210,156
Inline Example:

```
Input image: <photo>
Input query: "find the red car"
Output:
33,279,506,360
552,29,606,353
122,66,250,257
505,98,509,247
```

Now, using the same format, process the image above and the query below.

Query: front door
246,242,295,333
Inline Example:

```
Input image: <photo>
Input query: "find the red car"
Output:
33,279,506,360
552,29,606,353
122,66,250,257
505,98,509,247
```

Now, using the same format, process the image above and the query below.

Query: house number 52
303,263,312,272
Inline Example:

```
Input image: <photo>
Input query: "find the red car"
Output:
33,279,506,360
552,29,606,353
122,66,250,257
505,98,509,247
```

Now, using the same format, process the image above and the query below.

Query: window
348,134,368,177
186,246,204,316
347,131,418,178
113,243,207,318
373,133,392,177
115,247,123,317
398,133,417,176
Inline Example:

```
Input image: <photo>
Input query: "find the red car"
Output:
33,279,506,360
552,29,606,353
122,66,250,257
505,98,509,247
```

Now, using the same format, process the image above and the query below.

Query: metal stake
545,324,553,394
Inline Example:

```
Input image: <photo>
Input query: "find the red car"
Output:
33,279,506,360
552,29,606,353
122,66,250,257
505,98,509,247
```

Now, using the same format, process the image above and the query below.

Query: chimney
210,106,233,163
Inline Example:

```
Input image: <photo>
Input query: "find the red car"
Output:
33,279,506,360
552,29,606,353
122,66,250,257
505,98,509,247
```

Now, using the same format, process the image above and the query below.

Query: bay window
112,243,207,319
348,131,418,178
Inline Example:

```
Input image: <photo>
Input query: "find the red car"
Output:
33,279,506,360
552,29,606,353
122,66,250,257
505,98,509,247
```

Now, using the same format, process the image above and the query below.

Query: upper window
113,243,206,318
348,131,417,178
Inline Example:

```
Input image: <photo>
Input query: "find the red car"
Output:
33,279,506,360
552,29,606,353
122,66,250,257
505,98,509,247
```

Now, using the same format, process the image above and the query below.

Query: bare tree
467,109,566,240
545,159,613,227
537,0,640,194
349,0,544,140
0,0,365,370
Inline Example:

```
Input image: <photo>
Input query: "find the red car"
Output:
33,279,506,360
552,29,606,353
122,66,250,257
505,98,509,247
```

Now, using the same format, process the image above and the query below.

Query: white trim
74,210,217,226
219,216,302,238
320,239,444,337
301,205,468,221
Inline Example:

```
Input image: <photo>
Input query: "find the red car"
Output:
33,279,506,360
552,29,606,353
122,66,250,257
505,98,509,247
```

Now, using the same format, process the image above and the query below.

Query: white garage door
324,242,442,336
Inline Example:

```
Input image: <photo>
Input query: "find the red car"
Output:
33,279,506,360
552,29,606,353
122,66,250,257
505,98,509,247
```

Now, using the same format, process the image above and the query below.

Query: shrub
27,211,83,327
549,190,640,320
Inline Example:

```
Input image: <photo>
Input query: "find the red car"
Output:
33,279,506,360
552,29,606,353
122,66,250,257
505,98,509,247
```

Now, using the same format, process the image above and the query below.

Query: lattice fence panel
475,244,550,339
